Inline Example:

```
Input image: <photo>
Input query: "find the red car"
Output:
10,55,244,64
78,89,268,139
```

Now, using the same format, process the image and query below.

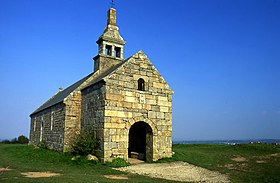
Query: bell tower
93,8,126,72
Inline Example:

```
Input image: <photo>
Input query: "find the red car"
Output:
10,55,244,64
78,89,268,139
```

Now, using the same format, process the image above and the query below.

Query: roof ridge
82,59,128,90
30,73,94,116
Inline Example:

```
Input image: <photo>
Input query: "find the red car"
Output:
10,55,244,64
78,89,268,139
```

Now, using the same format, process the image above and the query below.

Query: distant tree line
0,135,29,144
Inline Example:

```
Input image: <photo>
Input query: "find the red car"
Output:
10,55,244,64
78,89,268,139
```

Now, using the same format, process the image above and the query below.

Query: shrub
70,132,98,156
71,156,98,166
1,139,11,144
108,158,130,168
10,138,18,144
38,140,48,149
18,135,29,144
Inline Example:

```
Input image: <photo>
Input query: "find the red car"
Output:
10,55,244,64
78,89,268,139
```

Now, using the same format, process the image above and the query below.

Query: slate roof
30,73,94,116
30,59,127,116
82,59,127,90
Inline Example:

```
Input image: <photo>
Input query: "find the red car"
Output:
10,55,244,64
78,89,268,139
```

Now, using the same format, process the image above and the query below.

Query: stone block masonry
81,51,173,162
29,103,65,151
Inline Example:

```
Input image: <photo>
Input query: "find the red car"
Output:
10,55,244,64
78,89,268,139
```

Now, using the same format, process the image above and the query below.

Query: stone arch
126,116,157,135
124,117,157,162
128,121,153,162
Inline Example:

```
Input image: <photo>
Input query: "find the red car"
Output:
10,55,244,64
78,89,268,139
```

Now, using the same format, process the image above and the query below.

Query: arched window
138,78,145,91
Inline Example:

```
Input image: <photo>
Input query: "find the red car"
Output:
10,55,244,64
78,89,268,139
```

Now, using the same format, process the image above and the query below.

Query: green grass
1,143,279,182
0,144,175,183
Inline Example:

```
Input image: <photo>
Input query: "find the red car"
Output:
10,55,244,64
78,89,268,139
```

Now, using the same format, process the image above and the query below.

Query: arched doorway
128,122,153,162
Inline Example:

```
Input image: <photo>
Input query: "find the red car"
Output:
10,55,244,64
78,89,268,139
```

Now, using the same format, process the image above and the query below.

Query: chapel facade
30,8,173,162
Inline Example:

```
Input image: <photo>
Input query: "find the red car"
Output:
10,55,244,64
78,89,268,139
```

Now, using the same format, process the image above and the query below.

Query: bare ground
21,172,61,178
231,156,247,162
116,161,230,183
104,175,129,180
0,167,12,173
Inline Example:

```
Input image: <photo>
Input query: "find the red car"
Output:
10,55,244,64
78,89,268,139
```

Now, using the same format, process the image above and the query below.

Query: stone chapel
30,8,173,162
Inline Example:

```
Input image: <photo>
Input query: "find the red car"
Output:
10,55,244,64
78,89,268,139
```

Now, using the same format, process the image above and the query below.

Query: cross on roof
110,0,115,8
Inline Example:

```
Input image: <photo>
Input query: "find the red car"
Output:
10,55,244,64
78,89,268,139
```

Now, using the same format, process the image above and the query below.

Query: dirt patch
231,156,247,162
0,167,12,176
223,162,249,172
223,164,235,170
270,153,280,157
255,153,280,159
0,167,12,173
256,160,266,163
21,172,61,178
104,175,129,180
116,161,229,183
253,153,280,162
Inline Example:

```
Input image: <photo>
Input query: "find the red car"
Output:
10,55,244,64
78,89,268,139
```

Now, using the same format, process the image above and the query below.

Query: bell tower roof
93,8,126,73
96,8,126,45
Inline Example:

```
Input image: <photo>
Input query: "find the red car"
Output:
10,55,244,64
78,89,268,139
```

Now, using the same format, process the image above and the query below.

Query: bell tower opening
115,47,121,58
105,45,112,56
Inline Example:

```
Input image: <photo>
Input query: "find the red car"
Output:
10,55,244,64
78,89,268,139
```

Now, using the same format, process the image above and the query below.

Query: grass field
0,144,175,183
0,143,279,182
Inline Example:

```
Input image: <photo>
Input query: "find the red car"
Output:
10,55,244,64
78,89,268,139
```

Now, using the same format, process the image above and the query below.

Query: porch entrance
128,122,153,162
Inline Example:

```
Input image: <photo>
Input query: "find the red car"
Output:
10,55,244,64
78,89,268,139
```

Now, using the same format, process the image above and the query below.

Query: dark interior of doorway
128,122,152,161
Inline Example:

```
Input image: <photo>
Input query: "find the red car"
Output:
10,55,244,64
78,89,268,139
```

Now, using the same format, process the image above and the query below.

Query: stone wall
63,91,82,151
102,51,173,162
62,72,102,151
94,55,123,73
81,81,106,160
29,72,101,152
29,103,65,151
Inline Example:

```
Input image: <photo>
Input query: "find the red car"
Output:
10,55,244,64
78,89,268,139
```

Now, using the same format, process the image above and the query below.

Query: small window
51,111,55,131
41,116,44,127
105,45,112,56
115,47,121,58
138,78,145,91
40,117,44,142
33,117,37,132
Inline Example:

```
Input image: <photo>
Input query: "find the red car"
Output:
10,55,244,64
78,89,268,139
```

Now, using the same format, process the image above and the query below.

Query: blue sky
0,0,279,140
